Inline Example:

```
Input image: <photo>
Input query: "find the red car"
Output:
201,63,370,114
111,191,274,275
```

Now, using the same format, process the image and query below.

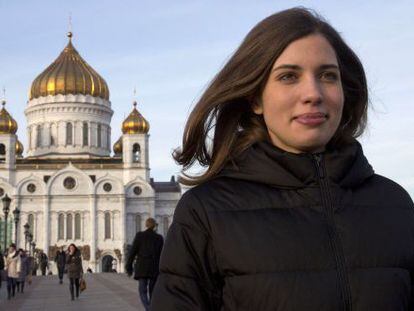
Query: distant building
0,32,180,272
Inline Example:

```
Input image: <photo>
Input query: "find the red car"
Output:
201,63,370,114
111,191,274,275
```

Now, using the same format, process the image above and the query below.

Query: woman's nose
300,77,323,104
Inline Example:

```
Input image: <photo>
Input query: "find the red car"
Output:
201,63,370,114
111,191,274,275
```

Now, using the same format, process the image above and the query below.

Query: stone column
43,196,50,257
90,195,97,271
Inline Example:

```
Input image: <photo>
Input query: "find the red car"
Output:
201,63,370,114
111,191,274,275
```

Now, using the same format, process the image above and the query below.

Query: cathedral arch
94,175,124,195
16,175,46,196
47,164,94,196
125,177,154,198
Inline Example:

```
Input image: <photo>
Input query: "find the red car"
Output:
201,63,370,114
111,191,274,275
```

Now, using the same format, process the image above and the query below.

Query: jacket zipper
313,154,352,311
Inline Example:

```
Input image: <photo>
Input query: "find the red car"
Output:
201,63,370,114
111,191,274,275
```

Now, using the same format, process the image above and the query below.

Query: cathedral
0,32,181,273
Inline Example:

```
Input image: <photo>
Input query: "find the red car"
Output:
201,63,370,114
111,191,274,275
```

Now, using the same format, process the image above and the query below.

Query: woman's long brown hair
174,7,368,186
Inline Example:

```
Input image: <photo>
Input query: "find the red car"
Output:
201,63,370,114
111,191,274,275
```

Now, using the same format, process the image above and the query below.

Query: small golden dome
16,139,24,156
0,101,18,134
113,137,122,155
29,33,109,100
122,101,150,134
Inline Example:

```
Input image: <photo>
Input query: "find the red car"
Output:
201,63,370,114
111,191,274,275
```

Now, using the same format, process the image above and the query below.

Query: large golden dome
0,100,18,134
122,101,150,134
29,32,109,100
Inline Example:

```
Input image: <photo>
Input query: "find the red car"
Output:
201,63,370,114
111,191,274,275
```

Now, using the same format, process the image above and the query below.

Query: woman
151,8,414,311
54,246,66,284
16,249,30,293
66,243,83,301
5,243,20,300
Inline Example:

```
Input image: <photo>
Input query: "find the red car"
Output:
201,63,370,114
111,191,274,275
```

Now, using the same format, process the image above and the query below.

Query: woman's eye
320,71,339,81
278,73,297,82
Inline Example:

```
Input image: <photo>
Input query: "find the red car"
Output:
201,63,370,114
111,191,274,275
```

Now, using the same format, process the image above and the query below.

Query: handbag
80,278,86,292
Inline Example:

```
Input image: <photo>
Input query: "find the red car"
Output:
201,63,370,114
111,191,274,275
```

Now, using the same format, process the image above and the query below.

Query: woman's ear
252,101,263,115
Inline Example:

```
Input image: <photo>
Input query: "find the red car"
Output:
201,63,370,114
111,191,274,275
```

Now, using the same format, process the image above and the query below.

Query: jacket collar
220,140,374,189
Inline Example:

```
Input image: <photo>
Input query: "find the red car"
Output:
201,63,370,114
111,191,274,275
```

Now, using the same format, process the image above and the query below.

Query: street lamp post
13,207,20,246
2,194,11,252
24,222,30,251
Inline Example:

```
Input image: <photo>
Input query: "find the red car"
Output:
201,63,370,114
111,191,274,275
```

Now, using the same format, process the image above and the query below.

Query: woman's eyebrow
272,63,339,72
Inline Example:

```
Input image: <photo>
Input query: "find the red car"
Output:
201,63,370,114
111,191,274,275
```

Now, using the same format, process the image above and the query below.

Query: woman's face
254,34,344,153
69,245,75,253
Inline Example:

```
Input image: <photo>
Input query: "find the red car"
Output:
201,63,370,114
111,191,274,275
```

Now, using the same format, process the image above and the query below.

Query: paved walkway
0,273,145,310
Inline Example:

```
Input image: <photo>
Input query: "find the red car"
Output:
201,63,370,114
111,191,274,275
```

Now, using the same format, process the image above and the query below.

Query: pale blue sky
0,1,413,197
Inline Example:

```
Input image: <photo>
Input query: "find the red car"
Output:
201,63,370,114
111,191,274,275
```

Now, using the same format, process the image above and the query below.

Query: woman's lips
294,112,327,126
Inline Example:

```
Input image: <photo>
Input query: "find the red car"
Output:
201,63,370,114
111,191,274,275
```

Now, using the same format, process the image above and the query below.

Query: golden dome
29,32,109,100
122,101,150,134
113,137,122,155
0,100,18,134
16,139,24,156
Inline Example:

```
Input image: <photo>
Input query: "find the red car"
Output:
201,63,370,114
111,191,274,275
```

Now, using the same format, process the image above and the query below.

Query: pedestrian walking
126,218,163,311
66,243,83,301
31,255,38,276
111,258,117,273
54,246,66,284
5,243,20,300
16,249,30,293
39,251,48,276
151,8,414,311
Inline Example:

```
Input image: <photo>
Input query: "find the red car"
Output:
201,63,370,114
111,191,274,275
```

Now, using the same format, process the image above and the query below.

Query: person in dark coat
54,246,66,284
66,243,83,300
151,8,414,311
126,218,163,311
16,249,30,293
39,251,48,276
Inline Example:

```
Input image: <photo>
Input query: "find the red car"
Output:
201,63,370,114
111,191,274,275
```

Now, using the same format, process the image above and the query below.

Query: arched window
82,122,88,146
163,216,169,236
133,144,141,162
0,144,5,156
75,213,81,239
66,123,73,145
97,124,102,148
58,214,64,240
135,214,141,233
36,125,42,147
67,214,73,239
104,212,111,239
28,214,34,236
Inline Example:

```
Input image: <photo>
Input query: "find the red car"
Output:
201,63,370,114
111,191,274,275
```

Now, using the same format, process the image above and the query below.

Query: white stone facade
0,93,180,273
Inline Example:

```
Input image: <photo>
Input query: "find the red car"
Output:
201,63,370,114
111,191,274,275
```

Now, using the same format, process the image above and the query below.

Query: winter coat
66,250,83,279
5,251,21,279
0,252,4,270
126,228,164,279
18,255,30,282
151,140,414,311
39,252,48,268
54,250,66,269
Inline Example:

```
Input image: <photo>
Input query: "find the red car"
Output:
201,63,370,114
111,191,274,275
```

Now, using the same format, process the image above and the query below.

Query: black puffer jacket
151,141,414,311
